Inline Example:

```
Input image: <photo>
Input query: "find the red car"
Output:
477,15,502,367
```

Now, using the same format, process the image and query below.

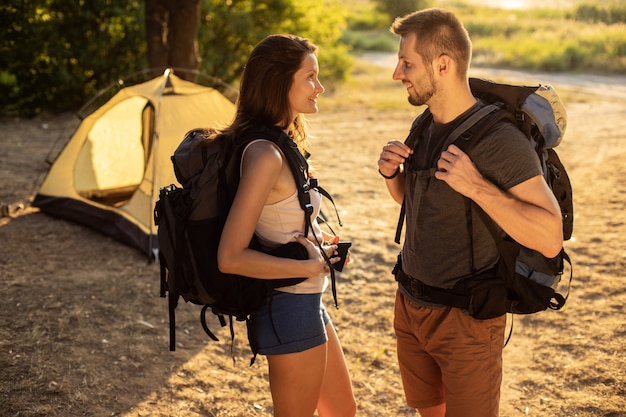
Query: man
377,8,563,417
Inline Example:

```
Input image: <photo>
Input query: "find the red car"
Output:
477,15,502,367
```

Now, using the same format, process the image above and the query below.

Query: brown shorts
394,290,506,417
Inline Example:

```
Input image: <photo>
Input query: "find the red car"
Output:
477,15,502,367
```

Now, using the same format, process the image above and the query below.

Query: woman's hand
295,235,339,277
324,234,351,269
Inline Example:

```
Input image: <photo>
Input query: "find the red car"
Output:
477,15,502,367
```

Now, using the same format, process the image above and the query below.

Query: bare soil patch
1,66,625,416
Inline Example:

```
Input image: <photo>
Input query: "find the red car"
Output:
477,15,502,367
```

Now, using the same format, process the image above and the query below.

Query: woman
216,34,357,417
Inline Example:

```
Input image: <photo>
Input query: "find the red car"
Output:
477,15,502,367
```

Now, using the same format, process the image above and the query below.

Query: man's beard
407,82,435,107
407,71,436,107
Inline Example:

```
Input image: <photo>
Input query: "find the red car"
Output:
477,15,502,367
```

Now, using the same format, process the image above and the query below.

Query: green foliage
341,0,430,53
0,0,145,116
0,0,351,117
372,0,431,20
343,0,626,75
198,0,351,91
344,2,390,30
464,4,626,74
570,2,626,24
508,25,626,72
464,19,530,38
260,0,352,89
3,0,625,117
341,30,398,53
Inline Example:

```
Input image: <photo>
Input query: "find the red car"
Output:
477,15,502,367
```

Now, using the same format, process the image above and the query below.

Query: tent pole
147,68,172,262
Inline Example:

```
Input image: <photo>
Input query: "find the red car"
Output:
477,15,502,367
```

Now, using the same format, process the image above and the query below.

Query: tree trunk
145,0,201,81
167,0,201,78
145,0,169,74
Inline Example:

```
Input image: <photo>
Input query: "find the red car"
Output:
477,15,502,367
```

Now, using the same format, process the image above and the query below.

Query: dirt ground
1,63,626,417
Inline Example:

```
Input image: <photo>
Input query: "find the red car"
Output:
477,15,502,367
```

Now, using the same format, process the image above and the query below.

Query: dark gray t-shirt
400,103,542,291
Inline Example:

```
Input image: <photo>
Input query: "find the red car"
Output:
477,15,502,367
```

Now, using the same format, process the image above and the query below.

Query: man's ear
436,54,453,75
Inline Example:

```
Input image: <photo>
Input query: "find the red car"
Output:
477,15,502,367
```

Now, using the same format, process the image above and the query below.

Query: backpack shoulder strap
406,109,432,147
394,110,432,244
451,103,515,271
456,102,523,264
394,103,508,245
238,126,313,232
449,104,508,151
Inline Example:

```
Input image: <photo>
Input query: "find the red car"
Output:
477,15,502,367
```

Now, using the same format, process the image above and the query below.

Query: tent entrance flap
75,97,154,207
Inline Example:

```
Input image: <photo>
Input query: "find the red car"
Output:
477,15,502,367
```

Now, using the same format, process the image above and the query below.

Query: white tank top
242,139,328,294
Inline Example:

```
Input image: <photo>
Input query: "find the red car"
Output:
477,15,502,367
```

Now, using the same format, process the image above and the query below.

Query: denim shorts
250,291,330,355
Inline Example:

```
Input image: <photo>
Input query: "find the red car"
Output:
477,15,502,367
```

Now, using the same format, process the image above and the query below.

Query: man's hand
378,140,413,177
434,144,483,199
435,144,563,258
378,140,413,204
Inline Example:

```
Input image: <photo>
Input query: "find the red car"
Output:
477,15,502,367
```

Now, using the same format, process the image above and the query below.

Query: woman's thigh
267,343,327,417
316,322,357,417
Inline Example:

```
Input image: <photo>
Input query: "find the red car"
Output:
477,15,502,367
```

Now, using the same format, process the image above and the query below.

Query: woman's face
288,53,325,119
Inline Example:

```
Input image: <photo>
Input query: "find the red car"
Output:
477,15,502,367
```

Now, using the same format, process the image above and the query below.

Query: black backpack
154,125,339,358
394,78,573,320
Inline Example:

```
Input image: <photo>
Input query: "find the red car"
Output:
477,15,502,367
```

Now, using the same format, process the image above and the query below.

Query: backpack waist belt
394,268,469,310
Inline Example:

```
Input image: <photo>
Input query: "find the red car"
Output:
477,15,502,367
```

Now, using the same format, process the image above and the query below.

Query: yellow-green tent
33,69,236,256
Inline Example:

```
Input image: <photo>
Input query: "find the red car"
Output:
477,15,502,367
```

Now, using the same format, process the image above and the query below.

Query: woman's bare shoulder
241,139,283,172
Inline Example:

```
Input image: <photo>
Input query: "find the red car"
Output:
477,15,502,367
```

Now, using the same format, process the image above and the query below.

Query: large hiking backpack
394,78,573,318
154,125,339,357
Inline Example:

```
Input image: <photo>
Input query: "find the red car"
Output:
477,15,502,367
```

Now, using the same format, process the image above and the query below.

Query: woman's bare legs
267,343,327,417
317,322,356,417
266,322,356,417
